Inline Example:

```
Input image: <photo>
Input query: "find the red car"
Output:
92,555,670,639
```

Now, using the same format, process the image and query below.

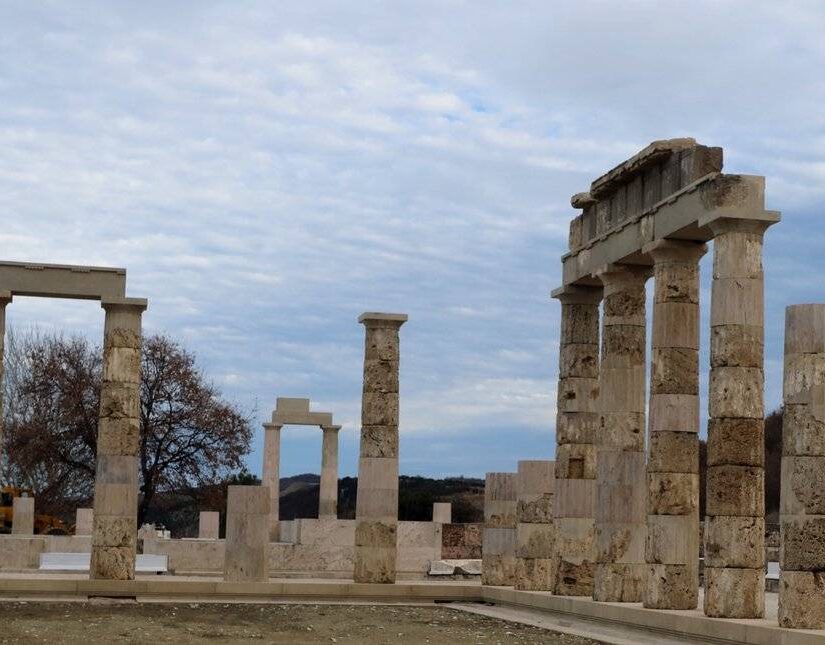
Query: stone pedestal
432,503,452,524
704,219,773,619
482,472,517,586
199,511,220,540
593,265,649,603
551,285,601,596
354,312,407,583
12,496,34,535
514,460,555,591
0,292,11,459
644,240,706,609
75,508,93,536
224,485,270,582
90,297,146,581
262,423,281,542
779,304,825,628
319,425,340,519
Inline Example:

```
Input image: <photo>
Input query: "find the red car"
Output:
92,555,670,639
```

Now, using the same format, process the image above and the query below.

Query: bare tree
2,330,253,524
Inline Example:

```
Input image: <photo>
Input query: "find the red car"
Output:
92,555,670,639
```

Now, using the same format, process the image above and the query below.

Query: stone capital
263,423,282,432
0,290,12,307
643,239,708,265
551,284,603,305
358,312,408,328
702,212,780,238
101,296,149,314
594,263,652,290
321,425,341,433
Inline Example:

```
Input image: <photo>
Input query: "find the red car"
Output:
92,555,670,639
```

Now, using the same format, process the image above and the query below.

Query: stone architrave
199,511,220,540
354,312,407,584
90,297,147,581
319,425,341,519
551,285,602,596
0,291,11,454
75,508,94,536
644,240,706,610
262,422,282,542
432,503,452,524
12,496,34,535
593,264,649,603
224,485,270,582
704,218,775,619
514,460,555,591
482,472,517,586
779,304,825,628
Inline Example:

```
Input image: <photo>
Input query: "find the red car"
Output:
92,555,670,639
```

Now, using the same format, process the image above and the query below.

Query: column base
643,563,698,609
703,566,765,618
593,562,645,603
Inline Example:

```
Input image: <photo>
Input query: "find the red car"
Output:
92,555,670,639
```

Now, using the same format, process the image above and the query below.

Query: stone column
515,460,555,591
199,511,220,540
704,218,773,619
432,503,452,524
319,425,340,519
12,496,34,535
482,472,517,586
75,508,94,536
779,304,825,628
262,422,281,542
90,297,147,581
644,240,706,609
551,285,601,596
224,485,269,582
593,264,649,603
0,291,11,462
354,312,407,583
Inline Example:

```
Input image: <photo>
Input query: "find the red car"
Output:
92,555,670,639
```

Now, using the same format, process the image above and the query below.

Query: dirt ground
0,601,603,644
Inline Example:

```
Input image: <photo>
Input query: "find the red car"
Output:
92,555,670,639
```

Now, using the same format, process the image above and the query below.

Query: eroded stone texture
199,511,220,540
644,564,697,609
90,298,146,581
483,472,517,586
704,217,773,619
779,571,825,629
594,265,648,603
552,286,602,597
514,460,555,591
224,485,269,582
354,313,406,584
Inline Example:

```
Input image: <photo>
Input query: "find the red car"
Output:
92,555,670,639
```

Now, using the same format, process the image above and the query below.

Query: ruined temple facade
552,139,779,617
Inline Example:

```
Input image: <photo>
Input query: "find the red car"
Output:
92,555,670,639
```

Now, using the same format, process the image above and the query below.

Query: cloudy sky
2,1,824,479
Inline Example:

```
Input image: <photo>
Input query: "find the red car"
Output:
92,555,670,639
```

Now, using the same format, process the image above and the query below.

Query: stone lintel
101,297,149,311
272,397,334,426
0,260,127,300
358,312,408,326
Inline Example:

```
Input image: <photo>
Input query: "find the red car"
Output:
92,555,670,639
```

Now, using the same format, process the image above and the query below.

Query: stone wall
441,523,482,559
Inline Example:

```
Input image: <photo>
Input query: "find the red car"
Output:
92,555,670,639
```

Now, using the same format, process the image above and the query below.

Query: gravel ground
0,601,604,644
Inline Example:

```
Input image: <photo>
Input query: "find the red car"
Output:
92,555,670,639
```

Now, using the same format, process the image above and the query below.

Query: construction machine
0,486,70,535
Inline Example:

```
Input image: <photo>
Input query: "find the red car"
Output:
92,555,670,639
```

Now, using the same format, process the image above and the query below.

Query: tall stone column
779,304,825,628
224,485,270,582
514,460,555,591
593,264,649,603
643,240,706,609
262,422,282,542
319,424,340,519
551,285,601,596
704,217,774,618
0,291,11,461
354,312,407,583
90,297,147,581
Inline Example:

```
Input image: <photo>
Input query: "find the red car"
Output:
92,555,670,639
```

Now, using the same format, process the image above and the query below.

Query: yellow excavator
0,486,70,535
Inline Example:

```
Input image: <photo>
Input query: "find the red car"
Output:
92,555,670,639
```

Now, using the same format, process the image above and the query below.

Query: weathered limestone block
602,325,646,366
199,511,220,540
96,418,140,456
599,366,646,413
651,348,699,394
11,497,34,535
704,566,765,618
646,473,698,515
102,346,141,384
90,546,134,580
555,444,597,479
596,522,645,563
557,377,599,413
360,425,398,458
781,456,825,515
515,557,556,591
516,523,555,559
92,514,137,548
484,472,517,527
598,412,644,452
784,353,825,404
593,563,646,603
649,394,699,433
652,302,700,350
785,304,825,354
704,516,763,568
432,503,451,524
481,553,516,586
361,392,399,427
710,278,764,327
560,344,599,378
653,264,699,304
224,485,269,583
554,479,595,518
712,231,764,279
354,546,396,582
595,451,646,522
647,432,698,473
780,517,825,571
556,412,599,444
560,304,599,345
783,404,825,456
645,515,698,565
262,423,281,542
362,359,400,393
644,564,697,609
710,325,763,368
553,517,595,595
518,497,553,523
778,571,825,629
364,326,402,361
707,418,764,466
705,466,763,517
708,367,764,419
75,508,93,536
98,383,140,420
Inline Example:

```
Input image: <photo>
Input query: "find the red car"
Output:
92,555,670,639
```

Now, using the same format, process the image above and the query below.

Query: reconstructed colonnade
0,261,147,580
551,139,780,618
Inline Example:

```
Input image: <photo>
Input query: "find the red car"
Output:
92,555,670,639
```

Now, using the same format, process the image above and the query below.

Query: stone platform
0,574,822,643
